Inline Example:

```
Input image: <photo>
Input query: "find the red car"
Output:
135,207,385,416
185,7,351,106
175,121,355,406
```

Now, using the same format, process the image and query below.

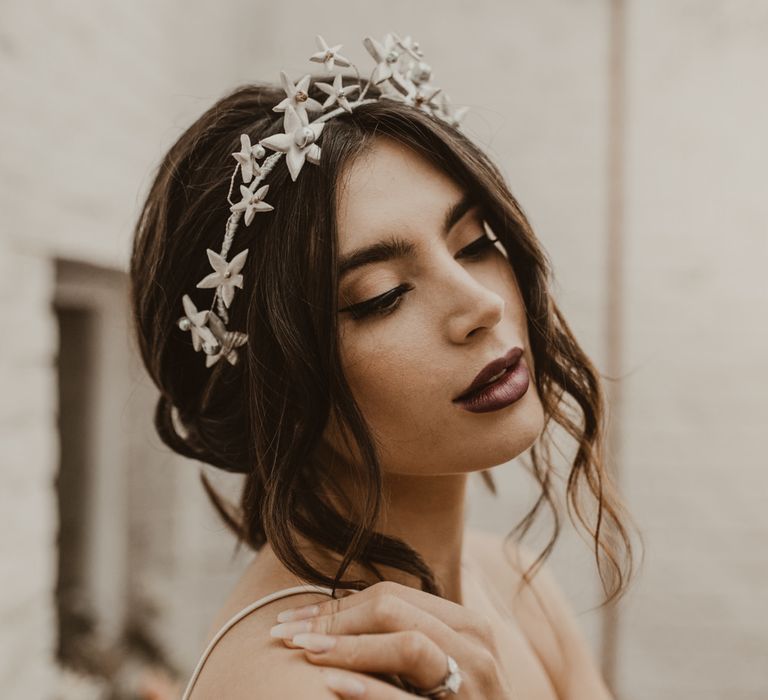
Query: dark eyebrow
338,192,476,279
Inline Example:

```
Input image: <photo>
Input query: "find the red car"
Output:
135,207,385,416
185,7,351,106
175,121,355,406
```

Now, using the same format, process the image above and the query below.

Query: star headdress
176,31,470,367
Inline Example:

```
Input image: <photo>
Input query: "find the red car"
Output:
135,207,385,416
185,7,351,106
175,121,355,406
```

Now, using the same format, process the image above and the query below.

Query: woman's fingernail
325,671,365,697
291,632,337,652
269,619,312,639
276,604,321,623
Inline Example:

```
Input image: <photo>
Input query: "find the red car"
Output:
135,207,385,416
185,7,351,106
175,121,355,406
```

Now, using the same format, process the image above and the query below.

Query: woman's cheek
339,301,440,414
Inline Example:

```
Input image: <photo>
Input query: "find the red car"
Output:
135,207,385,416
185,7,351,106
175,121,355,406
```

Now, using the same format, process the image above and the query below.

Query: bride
129,32,639,699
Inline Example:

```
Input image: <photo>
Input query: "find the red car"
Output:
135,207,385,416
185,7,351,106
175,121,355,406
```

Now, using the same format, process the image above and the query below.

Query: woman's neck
300,452,472,604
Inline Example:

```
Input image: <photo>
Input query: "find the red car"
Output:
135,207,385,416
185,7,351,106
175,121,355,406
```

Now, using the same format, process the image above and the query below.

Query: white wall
619,2,768,698
0,0,247,694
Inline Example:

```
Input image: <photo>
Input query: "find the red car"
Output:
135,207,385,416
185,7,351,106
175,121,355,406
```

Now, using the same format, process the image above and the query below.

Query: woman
130,32,639,699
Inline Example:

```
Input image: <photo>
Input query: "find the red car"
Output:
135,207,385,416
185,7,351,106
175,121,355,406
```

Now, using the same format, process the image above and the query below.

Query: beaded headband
176,32,469,368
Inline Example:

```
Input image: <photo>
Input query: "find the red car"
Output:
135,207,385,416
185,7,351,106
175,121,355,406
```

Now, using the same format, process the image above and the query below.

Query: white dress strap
181,583,359,699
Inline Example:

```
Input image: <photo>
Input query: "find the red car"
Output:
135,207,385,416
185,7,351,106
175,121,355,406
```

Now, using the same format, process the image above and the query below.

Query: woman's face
323,136,545,476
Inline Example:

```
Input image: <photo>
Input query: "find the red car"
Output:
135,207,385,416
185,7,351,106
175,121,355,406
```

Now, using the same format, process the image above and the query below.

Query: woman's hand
268,580,513,699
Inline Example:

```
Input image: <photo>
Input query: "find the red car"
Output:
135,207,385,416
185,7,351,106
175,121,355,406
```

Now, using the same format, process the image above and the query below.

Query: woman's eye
339,234,500,321
456,234,500,260
341,283,413,320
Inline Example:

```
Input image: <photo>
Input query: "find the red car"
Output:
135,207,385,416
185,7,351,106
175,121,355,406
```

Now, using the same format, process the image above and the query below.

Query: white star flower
376,78,407,100
177,294,218,353
309,35,352,72
204,312,248,367
272,71,324,124
437,92,469,128
404,58,433,86
231,134,265,183
259,104,324,181
411,84,443,113
229,184,274,226
382,82,443,115
195,248,248,308
314,73,360,113
362,33,404,85
396,35,424,60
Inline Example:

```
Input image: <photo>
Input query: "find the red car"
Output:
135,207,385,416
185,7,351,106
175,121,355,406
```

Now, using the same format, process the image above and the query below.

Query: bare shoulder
189,590,341,699
465,527,614,700
187,541,365,698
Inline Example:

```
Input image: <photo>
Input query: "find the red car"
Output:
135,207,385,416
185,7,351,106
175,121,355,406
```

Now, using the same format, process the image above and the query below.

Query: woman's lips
453,346,524,401
452,355,529,413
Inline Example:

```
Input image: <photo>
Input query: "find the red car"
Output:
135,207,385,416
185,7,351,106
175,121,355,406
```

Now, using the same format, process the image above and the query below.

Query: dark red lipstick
452,346,529,413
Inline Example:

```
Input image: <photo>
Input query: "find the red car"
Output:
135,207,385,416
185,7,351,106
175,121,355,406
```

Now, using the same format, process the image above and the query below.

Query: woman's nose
442,268,506,342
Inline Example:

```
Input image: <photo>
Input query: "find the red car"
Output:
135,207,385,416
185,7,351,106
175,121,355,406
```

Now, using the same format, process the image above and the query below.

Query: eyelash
343,234,501,321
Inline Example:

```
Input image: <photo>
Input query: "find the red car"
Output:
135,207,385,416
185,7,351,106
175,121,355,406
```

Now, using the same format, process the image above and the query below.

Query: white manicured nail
276,604,320,622
269,619,312,638
292,632,337,652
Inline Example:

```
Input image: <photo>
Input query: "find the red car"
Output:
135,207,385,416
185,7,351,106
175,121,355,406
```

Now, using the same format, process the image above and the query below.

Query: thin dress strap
181,583,360,699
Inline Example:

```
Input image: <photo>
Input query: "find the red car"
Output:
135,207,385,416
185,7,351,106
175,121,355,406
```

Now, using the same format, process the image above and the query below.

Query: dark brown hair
129,77,641,607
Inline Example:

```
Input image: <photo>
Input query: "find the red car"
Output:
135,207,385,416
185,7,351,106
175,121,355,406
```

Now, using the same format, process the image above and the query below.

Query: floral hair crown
176,32,469,368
